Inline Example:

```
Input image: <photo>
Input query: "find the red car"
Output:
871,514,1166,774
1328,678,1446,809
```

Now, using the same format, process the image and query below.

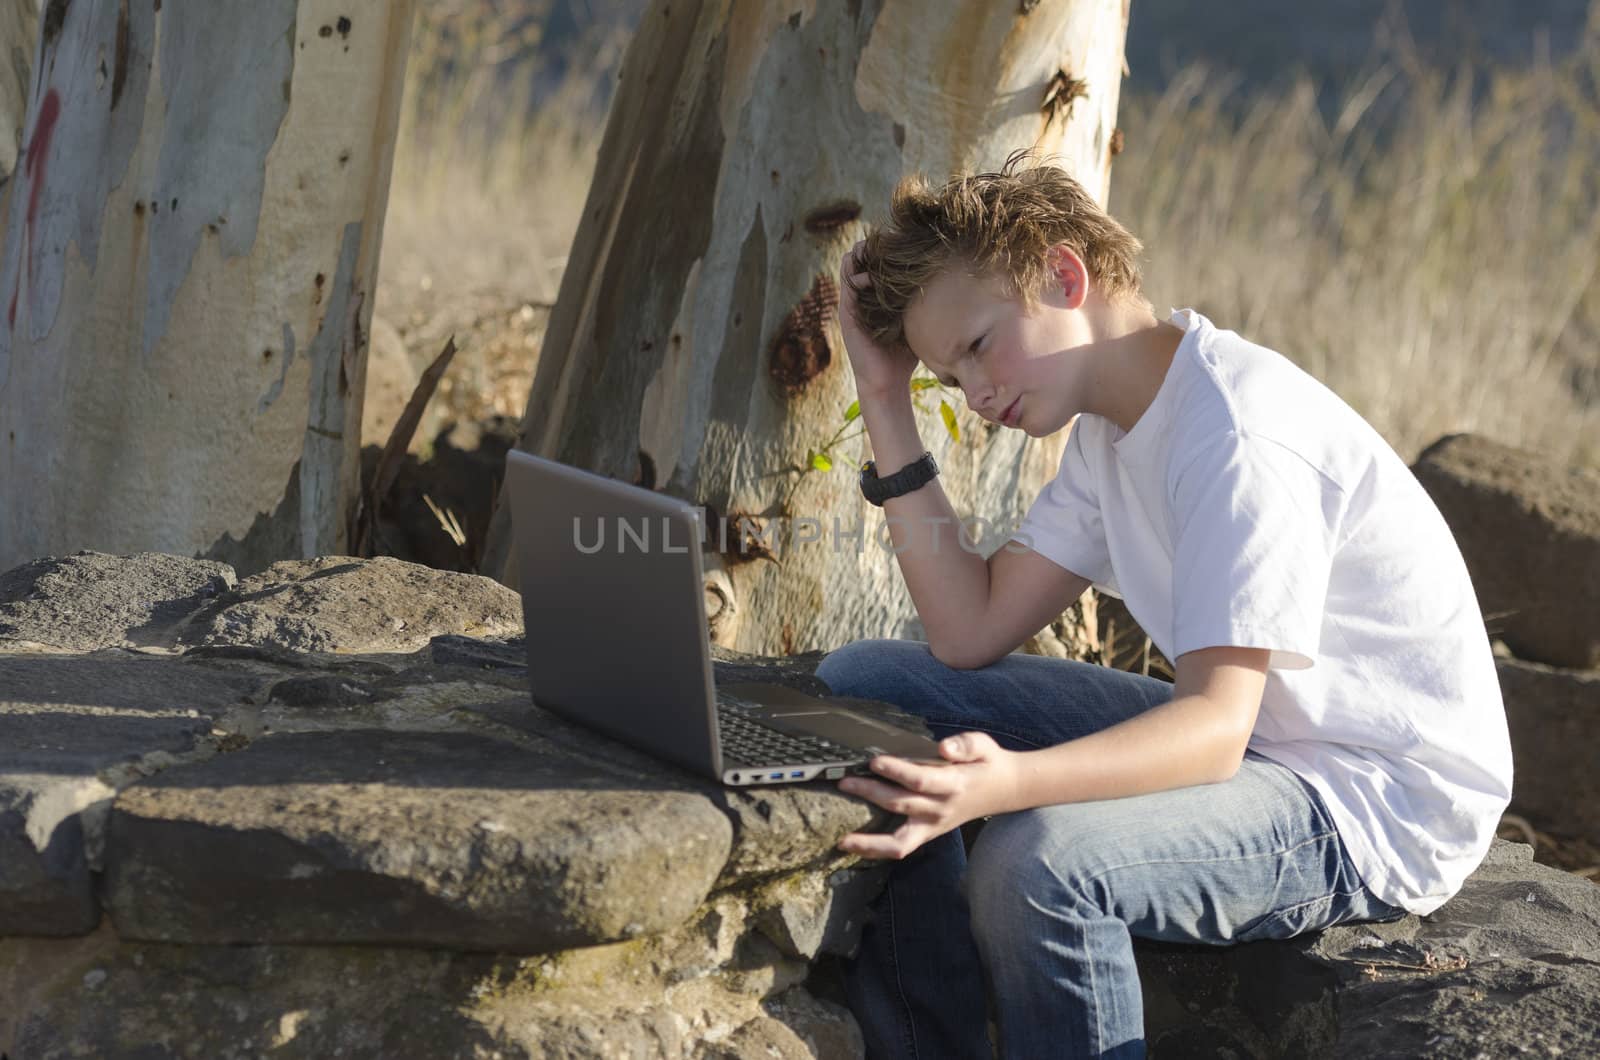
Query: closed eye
936,333,985,387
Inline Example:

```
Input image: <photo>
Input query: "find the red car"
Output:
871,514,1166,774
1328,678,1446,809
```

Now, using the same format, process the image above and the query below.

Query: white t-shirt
1014,308,1513,916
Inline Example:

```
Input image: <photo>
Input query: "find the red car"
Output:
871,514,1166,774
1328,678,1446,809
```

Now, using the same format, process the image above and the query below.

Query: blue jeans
814,639,1408,1060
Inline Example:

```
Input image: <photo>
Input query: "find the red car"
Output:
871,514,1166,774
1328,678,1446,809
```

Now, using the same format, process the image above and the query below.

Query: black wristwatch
860,451,939,506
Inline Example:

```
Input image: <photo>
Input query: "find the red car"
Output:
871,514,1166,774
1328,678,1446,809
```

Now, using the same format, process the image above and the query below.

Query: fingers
838,775,941,818
836,756,960,817
838,820,924,860
861,754,960,795
835,754,969,859
842,238,869,279
938,732,994,762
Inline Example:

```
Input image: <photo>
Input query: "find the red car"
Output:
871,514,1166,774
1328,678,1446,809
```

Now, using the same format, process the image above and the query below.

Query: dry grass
385,10,622,298
374,3,619,442
1112,15,1600,467
377,5,1600,470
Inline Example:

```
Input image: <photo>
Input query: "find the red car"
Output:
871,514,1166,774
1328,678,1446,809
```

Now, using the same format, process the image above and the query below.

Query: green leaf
843,399,860,422
910,377,942,392
940,399,960,441
811,451,833,471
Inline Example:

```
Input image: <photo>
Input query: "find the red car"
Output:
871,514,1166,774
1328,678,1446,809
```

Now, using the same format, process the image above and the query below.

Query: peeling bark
0,1,416,575
483,0,1128,656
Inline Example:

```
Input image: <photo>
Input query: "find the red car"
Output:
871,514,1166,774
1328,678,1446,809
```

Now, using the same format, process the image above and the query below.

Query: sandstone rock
460,686,906,894
0,916,843,1060
423,635,836,695
710,645,835,692
4,551,1595,1058
105,728,734,952
429,631,526,672
1412,433,1600,668
751,866,887,961
264,673,396,707
179,554,523,654
701,1012,827,1060
0,550,235,651
0,651,254,935
1138,840,1600,1057
1497,656,1600,844
0,775,105,937
757,986,866,1058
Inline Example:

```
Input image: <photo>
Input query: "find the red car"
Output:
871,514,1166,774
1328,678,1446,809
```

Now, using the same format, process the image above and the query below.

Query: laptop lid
503,449,724,778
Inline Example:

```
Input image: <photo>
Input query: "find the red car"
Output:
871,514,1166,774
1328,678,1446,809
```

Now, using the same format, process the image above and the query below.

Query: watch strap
860,451,939,506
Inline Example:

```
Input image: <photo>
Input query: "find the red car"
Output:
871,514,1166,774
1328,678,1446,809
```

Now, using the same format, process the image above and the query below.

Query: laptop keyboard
716,694,852,766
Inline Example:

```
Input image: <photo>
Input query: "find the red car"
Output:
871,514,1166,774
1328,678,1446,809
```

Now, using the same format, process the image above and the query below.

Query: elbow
929,640,989,671
1210,733,1253,784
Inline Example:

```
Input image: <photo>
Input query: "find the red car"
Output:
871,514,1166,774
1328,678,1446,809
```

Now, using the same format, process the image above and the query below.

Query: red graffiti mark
8,88,61,331
27,91,62,224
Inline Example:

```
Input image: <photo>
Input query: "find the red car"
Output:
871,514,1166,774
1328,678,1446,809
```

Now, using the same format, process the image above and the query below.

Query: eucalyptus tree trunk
483,0,1129,657
0,1,414,575
0,0,37,250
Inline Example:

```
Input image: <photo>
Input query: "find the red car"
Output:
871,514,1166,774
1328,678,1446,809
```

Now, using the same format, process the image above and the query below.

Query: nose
965,386,994,418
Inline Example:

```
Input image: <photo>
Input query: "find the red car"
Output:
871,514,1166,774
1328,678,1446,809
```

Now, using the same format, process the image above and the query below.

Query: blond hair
847,148,1148,353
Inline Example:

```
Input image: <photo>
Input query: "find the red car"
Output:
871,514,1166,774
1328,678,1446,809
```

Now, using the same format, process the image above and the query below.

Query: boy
813,148,1513,1059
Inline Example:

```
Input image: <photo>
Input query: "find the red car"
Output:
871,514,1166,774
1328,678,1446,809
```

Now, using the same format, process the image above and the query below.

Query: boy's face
901,248,1093,437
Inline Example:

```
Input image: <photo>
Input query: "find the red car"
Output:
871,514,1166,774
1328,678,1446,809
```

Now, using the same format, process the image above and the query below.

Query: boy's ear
1046,244,1090,310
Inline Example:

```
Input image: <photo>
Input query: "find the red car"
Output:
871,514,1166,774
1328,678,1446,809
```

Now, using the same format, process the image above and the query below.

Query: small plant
808,371,965,473
786,372,965,508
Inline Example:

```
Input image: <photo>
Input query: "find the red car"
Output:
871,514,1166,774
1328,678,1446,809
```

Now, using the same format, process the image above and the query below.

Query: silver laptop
503,448,945,786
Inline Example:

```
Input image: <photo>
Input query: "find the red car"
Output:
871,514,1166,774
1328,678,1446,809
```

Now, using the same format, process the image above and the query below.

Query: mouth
1001,397,1021,426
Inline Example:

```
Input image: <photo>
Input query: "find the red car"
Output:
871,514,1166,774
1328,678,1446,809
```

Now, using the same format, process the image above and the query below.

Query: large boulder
0,552,894,1057
179,554,524,654
105,728,737,951
1411,433,1600,669
0,651,258,935
1496,656,1600,845
1137,839,1600,1057
0,550,234,651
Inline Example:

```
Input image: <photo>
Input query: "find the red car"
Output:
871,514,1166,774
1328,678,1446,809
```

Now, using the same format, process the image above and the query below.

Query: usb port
769,772,784,779
790,770,804,778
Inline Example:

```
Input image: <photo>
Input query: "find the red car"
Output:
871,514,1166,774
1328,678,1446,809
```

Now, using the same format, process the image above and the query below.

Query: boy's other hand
834,731,1021,860
839,239,920,401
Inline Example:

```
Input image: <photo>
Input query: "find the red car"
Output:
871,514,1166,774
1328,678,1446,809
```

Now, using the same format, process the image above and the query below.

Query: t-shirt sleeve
1011,420,1116,589
1170,430,1341,670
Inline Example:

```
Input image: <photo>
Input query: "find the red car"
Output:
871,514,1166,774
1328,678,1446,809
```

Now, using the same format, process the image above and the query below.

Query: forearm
857,389,988,659
1000,693,1250,813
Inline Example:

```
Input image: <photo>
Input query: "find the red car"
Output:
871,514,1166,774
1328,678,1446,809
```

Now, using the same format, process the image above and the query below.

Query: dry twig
352,335,459,556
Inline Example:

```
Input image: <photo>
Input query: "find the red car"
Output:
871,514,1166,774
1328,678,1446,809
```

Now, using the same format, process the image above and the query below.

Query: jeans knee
965,811,1044,918
963,809,1101,939
813,638,929,697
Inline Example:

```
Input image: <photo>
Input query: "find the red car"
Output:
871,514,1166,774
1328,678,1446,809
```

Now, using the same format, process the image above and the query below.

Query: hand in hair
838,240,920,401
